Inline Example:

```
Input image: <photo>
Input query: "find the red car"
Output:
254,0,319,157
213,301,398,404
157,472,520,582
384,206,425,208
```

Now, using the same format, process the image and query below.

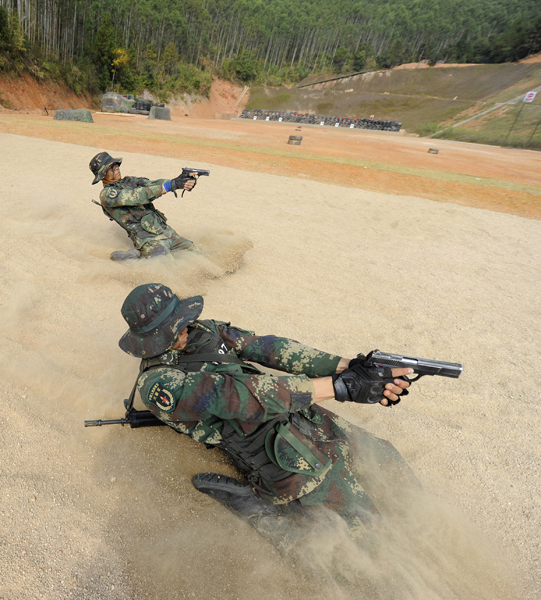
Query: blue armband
163,180,172,193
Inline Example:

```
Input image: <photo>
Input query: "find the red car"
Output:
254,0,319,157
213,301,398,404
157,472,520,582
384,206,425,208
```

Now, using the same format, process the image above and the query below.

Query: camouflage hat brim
92,155,123,185
119,295,204,358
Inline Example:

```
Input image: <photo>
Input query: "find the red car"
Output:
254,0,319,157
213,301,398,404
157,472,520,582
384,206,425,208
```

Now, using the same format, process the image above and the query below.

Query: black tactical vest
103,177,169,247
139,325,332,490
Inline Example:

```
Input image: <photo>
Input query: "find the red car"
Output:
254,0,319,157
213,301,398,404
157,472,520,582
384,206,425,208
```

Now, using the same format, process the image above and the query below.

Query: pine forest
0,0,540,98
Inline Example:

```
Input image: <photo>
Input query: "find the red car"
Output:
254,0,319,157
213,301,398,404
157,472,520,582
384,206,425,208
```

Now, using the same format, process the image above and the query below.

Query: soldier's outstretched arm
100,180,167,209
214,323,342,378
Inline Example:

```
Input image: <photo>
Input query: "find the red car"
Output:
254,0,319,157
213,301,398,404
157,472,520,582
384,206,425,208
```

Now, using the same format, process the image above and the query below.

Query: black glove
170,173,196,197
332,355,408,407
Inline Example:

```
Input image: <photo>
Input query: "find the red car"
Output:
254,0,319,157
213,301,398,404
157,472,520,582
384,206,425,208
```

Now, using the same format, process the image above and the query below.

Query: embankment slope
247,58,541,134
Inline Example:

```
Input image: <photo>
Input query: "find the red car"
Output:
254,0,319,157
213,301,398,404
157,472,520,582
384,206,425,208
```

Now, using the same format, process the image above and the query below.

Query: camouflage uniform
100,176,197,258
136,319,398,533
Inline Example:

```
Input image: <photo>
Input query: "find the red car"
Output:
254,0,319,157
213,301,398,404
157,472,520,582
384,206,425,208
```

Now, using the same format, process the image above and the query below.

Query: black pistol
176,168,210,197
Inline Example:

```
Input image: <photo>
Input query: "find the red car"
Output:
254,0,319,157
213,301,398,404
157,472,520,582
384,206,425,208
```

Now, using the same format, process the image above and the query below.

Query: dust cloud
0,132,539,599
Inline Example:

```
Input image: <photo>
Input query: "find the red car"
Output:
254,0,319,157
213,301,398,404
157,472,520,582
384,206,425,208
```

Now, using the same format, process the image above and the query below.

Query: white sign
320,121,324,126
253,116,257,120
524,91,537,103
279,117,282,122
349,123,354,128
265,116,269,121
335,122,339,127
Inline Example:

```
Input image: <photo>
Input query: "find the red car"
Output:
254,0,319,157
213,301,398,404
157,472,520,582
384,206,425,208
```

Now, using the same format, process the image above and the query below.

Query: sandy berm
0,132,539,599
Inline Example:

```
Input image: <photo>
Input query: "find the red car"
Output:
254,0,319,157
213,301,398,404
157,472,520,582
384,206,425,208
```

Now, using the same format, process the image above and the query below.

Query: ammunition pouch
140,212,165,235
265,415,331,477
136,324,332,489
219,412,332,488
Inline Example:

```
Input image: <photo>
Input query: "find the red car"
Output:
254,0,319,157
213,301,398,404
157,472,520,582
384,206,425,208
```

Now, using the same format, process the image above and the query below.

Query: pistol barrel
367,350,463,378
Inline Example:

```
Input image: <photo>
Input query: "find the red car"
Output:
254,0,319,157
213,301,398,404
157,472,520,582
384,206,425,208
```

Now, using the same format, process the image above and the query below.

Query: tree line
0,0,540,97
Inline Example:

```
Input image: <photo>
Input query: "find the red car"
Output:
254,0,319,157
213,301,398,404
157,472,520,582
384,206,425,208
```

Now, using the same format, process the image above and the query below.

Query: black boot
110,249,141,261
192,472,279,520
193,472,305,555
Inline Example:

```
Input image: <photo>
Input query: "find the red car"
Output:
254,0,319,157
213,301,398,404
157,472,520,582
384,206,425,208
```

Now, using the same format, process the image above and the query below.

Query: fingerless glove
332,357,407,406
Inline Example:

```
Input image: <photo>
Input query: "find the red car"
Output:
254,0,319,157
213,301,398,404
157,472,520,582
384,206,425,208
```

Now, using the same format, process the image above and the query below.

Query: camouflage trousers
139,231,199,258
251,417,420,551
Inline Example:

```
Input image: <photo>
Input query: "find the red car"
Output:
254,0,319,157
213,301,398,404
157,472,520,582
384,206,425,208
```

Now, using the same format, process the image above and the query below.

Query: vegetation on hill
0,0,540,100
246,61,541,150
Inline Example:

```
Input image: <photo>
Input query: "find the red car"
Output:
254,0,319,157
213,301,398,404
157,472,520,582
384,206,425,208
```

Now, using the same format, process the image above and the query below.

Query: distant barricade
101,92,135,113
130,99,165,115
53,109,93,123
148,106,171,120
240,109,401,131
101,93,166,116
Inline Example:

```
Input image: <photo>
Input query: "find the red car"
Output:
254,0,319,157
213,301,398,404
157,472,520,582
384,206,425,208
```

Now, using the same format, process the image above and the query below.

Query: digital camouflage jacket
135,319,364,504
100,176,179,249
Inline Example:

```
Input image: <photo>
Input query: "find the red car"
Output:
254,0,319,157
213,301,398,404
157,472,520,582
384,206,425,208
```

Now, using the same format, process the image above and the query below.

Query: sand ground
0,117,540,600
0,112,540,219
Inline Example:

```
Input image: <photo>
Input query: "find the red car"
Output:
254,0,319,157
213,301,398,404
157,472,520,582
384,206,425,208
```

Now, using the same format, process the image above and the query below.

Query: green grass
244,62,541,138
436,102,541,150
316,101,333,113
246,92,294,110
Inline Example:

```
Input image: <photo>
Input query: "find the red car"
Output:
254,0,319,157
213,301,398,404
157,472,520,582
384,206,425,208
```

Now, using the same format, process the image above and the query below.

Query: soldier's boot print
110,249,141,261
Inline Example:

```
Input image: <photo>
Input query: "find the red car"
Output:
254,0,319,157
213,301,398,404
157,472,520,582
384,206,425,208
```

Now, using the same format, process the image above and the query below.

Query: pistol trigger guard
402,374,424,383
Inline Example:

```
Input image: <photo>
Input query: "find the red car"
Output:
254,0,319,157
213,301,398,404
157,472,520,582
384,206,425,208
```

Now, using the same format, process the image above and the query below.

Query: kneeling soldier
90,152,201,261
118,283,417,548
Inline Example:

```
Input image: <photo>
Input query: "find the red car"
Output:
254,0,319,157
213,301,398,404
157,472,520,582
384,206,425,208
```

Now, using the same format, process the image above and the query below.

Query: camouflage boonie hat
119,283,204,358
89,151,123,185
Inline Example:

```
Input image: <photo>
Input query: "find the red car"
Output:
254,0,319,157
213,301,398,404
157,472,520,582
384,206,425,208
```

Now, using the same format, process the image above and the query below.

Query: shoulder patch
106,188,118,198
148,381,176,412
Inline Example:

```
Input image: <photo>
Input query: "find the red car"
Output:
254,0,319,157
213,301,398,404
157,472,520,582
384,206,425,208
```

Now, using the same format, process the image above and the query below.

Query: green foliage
161,43,180,77
255,64,311,86
156,62,212,99
246,92,293,110
3,0,541,104
230,51,259,82
91,12,116,91
352,47,369,72
417,122,441,136
0,7,26,72
332,47,351,74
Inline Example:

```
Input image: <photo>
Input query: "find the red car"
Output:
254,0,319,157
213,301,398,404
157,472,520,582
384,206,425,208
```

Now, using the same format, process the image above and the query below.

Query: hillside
0,73,94,113
434,55,541,148
0,74,246,119
246,59,541,138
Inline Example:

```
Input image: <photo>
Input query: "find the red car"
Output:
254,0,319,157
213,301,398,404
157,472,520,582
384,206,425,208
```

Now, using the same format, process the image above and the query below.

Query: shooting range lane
0,132,539,599
1,112,540,220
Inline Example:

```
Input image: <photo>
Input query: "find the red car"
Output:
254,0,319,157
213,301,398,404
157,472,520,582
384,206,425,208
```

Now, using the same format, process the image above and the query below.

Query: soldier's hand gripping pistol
170,168,210,197
333,349,463,407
